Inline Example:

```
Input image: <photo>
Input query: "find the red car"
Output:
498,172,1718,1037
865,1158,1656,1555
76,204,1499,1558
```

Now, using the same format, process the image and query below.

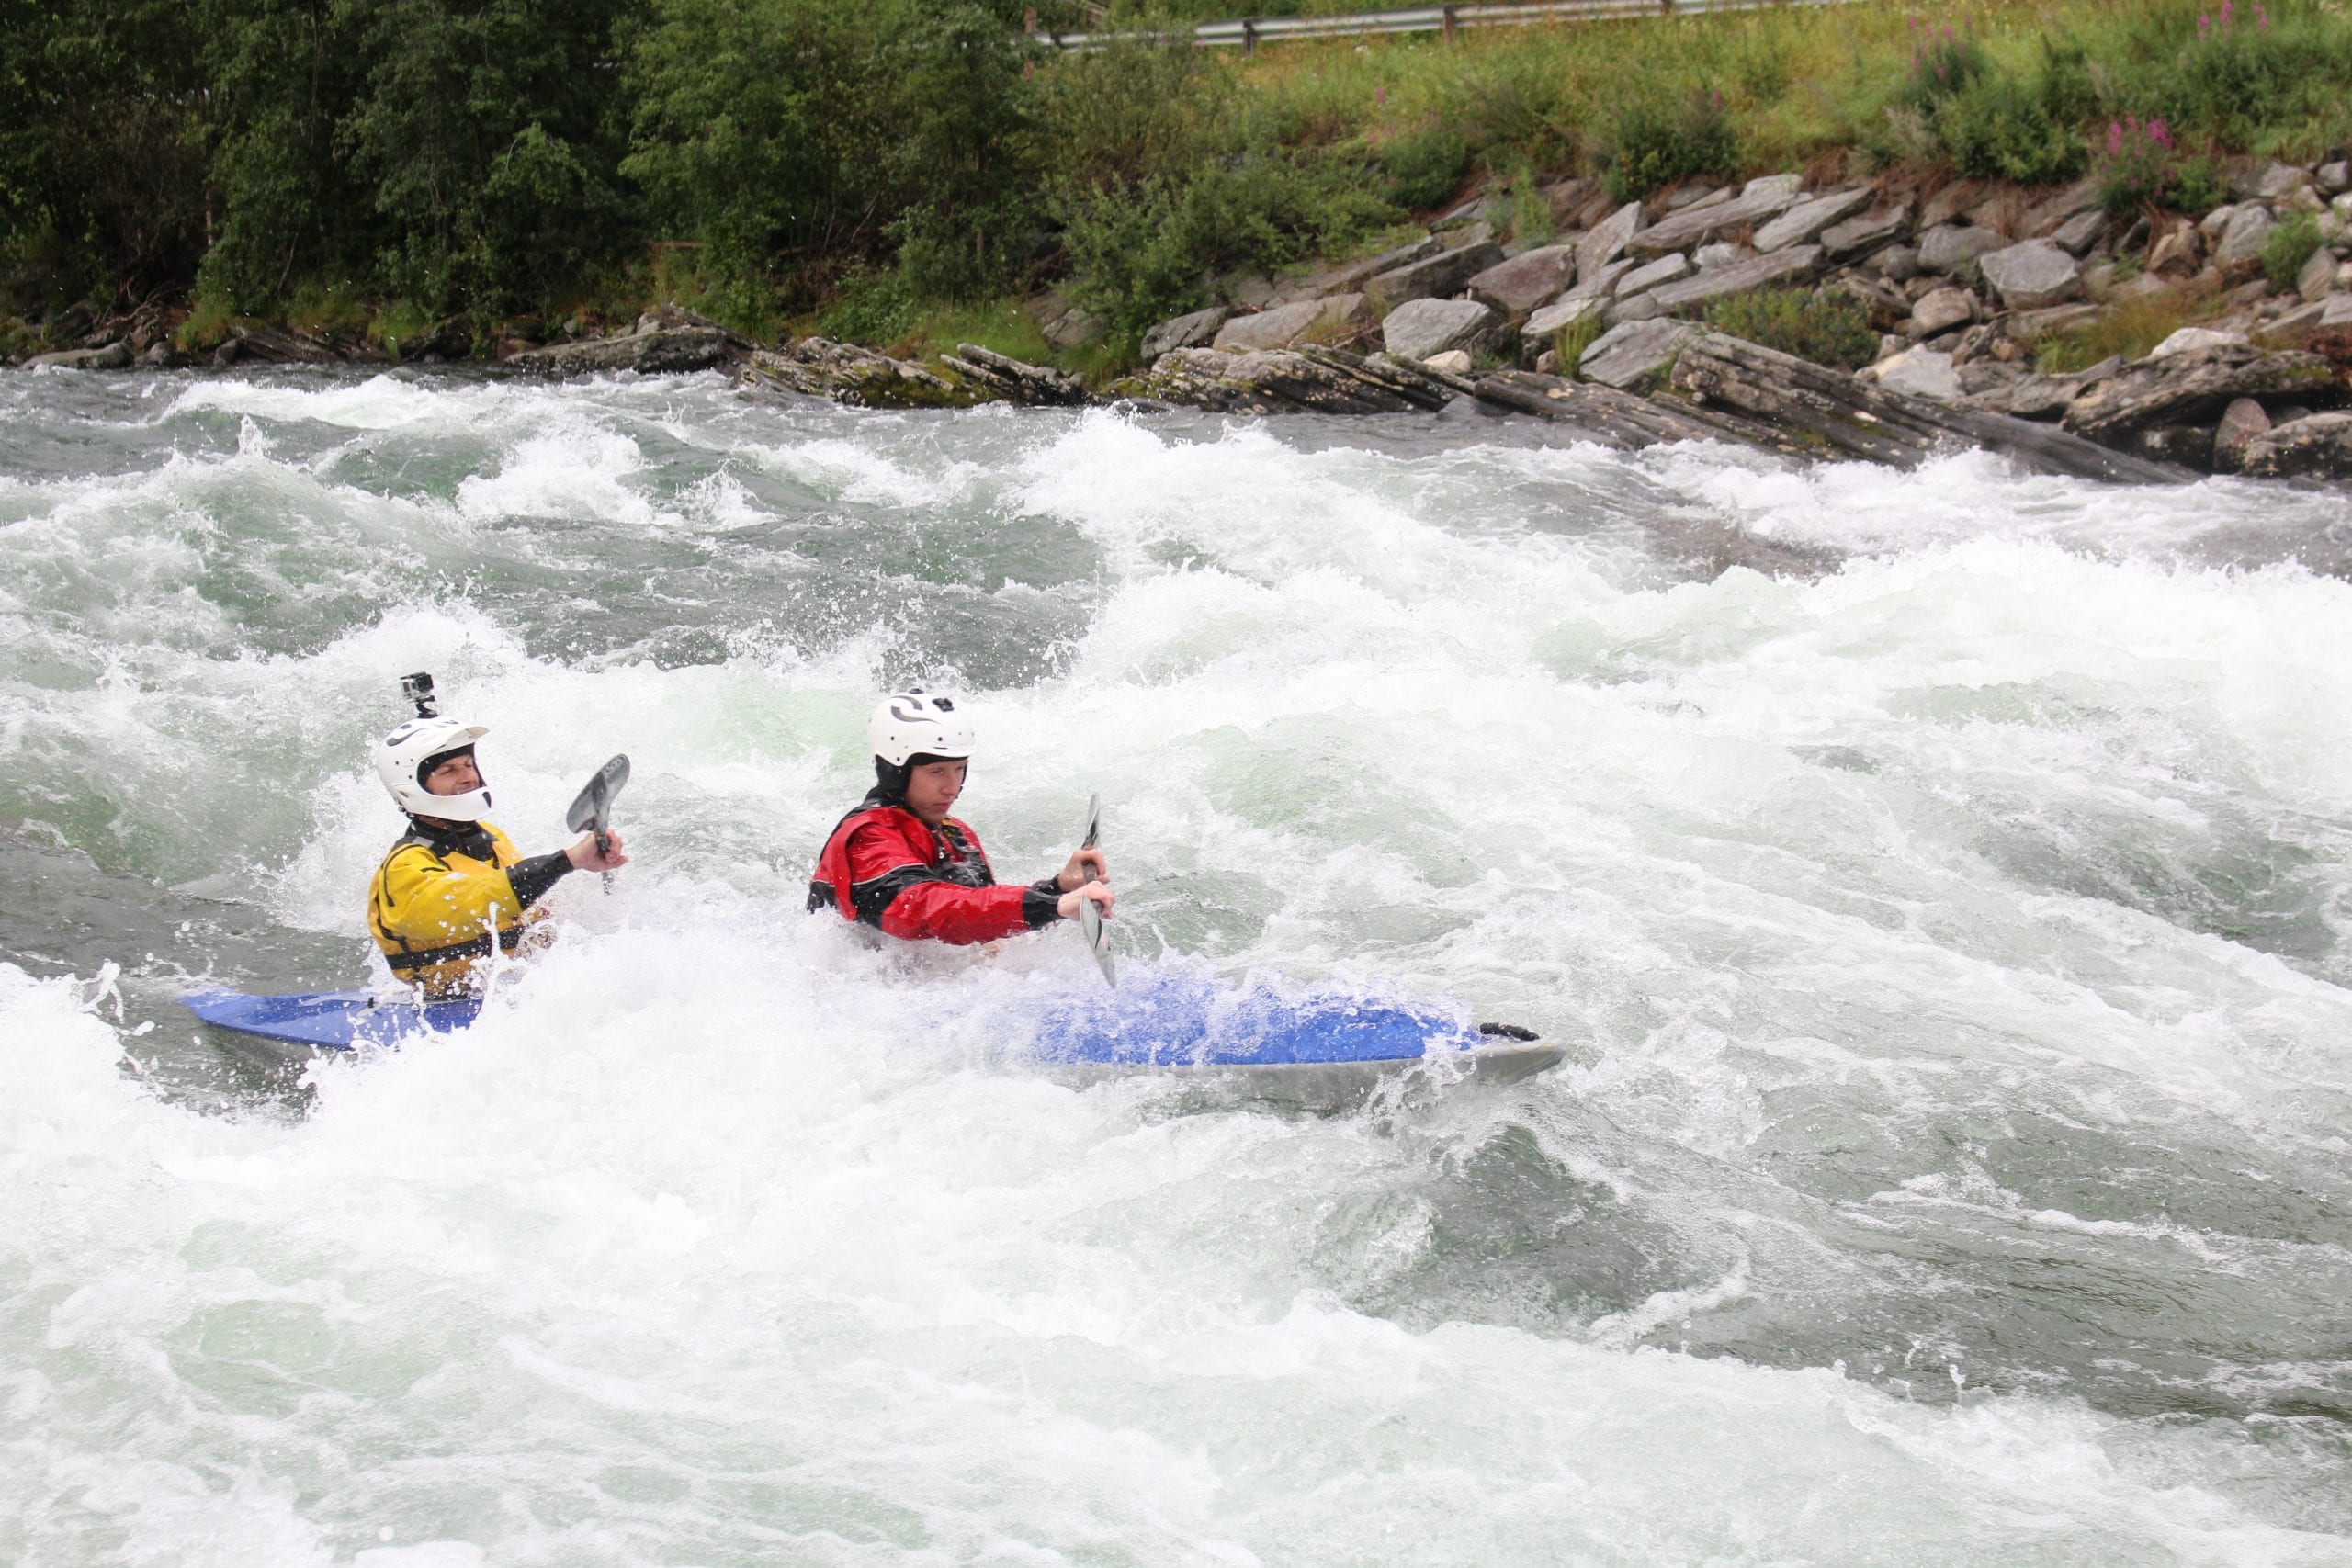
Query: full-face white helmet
376,715,492,821
868,689,975,766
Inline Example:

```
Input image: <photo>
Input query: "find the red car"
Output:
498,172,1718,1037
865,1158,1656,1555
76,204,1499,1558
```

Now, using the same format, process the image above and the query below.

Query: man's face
903,758,967,824
424,750,482,796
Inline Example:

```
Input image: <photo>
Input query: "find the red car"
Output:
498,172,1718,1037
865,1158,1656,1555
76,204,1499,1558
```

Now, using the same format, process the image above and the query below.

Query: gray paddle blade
566,754,631,895
1080,791,1101,851
566,754,631,834
1077,891,1114,987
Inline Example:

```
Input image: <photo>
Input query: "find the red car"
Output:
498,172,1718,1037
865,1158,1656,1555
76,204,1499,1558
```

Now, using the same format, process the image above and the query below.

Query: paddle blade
1080,791,1101,852
1077,893,1115,987
566,754,631,834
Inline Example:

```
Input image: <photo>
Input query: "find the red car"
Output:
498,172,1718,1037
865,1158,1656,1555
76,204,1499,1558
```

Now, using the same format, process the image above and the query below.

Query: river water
4,367,2351,1566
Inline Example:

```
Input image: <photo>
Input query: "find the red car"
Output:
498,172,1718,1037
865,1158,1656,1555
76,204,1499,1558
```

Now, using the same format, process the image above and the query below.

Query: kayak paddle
1077,791,1114,987
565,754,631,895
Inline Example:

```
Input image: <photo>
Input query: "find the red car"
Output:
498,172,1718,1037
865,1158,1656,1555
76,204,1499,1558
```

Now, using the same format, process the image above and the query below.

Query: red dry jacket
807,796,1060,944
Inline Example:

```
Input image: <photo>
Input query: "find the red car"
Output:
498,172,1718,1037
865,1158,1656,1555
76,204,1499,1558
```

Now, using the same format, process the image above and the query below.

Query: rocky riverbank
18,160,2352,484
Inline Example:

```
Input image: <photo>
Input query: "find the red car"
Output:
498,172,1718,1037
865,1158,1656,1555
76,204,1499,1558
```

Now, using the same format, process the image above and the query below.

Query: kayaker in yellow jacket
365,678,626,998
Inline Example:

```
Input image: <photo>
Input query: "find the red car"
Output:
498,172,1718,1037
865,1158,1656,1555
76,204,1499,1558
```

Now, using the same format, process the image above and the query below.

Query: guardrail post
1441,4,1456,40
1240,17,1256,52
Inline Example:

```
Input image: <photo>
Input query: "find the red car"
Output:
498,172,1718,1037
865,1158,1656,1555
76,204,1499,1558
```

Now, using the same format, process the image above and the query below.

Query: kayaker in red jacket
807,690,1114,944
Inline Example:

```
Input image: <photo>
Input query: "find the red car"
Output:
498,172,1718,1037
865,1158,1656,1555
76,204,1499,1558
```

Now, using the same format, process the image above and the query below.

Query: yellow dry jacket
367,818,568,998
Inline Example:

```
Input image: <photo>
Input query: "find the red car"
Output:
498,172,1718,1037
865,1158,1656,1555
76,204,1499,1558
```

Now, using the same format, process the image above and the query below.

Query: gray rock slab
1522,294,1606,349
1874,244,1923,282
2298,244,2337,303
2216,206,2277,273
2050,209,2107,256
2233,160,2312,202
25,341,132,369
1744,173,1805,201
1862,347,1963,402
2149,326,2248,360
1822,206,1913,258
2323,161,2352,196
1616,253,1694,299
1382,297,1497,361
1467,244,1580,316
1313,236,1442,294
1628,186,1804,258
1917,223,2006,276
1212,294,1369,351
1577,318,1701,391
1694,242,1749,271
1979,239,2082,310
1908,286,1979,337
1753,187,1872,253
1142,307,1233,359
1578,203,1645,285
2024,177,2103,237
1644,246,1825,313
2064,342,2340,444
1364,243,1505,308
1605,292,1664,326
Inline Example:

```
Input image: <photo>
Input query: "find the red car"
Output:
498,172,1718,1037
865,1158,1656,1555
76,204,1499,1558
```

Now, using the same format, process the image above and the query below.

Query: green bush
1601,87,1737,203
1377,122,1473,210
1895,21,1989,109
1705,286,1881,369
1057,152,1395,349
1936,73,2086,185
2263,211,2323,291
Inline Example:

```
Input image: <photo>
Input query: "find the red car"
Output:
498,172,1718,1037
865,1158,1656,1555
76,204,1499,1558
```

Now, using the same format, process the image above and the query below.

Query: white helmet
376,716,492,821
868,690,975,767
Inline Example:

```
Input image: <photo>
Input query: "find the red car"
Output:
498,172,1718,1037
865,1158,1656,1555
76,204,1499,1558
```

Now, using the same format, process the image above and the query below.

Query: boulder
1908,286,1979,337
2050,209,2107,256
2211,396,2271,473
1605,292,1664,327
2136,423,2215,468
2148,225,2204,277
25,340,132,369
1860,347,1962,402
2062,342,2340,445
2004,302,2102,342
1313,236,1442,294
940,344,1089,407
1031,293,1104,350
1578,202,1645,286
2298,244,2337,303
2233,160,2312,203
2258,292,2352,346
1826,271,1914,331
1141,306,1232,358
1213,295,1371,351
1919,181,1990,231
2239,411,2352,478
1666,184,1735,212
1644,246,1825,314
1821,206,1912,258
226,322,339,364
2149,326,2247,360
1382,297,1497,361
2024,177,2103,238
1577,318,1701,391
1422,349,1475,376
1521,294,1606,354
1917,223,2005,276
1627,185,1804,258
2322,162,2352,196
1873,244,1923,282
1614,253,1694,299
1752,188,1873,253
1540,177,1600,222
1364,243,1505,308
1694,242,1749,271
1743,173,1805,201
1467,244,1581,316
2214,206,2278,277
1978,239,2081,310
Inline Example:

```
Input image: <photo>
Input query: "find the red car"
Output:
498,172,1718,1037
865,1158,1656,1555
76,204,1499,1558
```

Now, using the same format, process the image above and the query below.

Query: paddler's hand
566,828,628,874
1057,879,1114,922
1055,845,1109,892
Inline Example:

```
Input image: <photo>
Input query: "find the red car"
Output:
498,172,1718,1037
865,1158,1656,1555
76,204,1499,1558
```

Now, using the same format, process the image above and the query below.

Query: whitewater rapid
3,366,2350,1566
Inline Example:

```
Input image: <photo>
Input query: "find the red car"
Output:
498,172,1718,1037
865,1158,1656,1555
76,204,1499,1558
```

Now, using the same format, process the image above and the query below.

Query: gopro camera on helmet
400,671,439,719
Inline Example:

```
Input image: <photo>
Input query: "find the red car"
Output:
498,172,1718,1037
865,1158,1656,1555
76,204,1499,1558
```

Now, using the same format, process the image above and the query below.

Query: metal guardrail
1038,0,1850,51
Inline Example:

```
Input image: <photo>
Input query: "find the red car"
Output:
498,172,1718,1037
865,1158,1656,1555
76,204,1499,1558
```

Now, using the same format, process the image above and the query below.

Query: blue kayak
183,975,1557,1102
184,988,480,1049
